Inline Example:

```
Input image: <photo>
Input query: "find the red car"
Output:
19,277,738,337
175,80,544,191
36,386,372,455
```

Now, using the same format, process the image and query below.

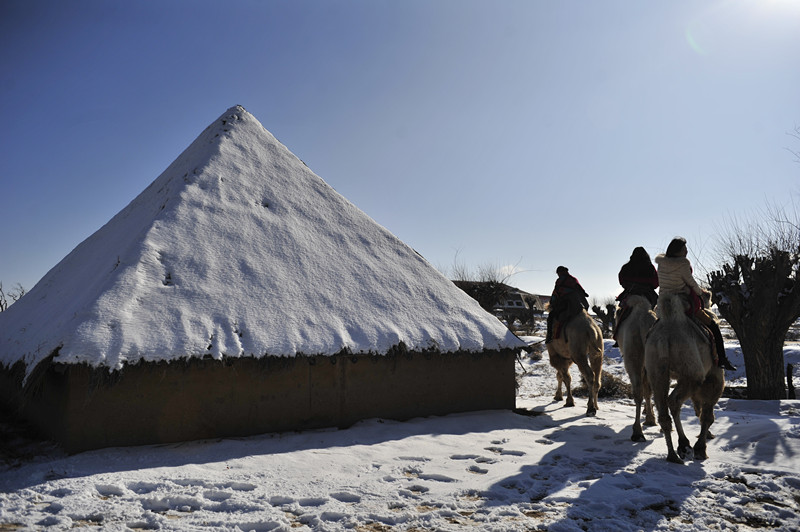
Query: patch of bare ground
0,406,64,470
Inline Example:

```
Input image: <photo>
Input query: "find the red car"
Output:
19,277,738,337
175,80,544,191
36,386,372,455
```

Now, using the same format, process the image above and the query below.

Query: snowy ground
1,337,799,531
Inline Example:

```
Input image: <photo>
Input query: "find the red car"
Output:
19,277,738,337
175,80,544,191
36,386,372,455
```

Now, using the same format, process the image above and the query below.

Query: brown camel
644,293,725,464
615,295,657,442
547,309,604,416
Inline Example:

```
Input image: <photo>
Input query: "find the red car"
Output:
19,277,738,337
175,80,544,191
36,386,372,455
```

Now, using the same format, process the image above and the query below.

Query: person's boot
713,327,736,370
718,350,736,371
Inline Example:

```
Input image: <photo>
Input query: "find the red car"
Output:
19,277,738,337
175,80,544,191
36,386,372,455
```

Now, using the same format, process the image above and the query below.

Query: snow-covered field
2,106,797,530
1,337,798,531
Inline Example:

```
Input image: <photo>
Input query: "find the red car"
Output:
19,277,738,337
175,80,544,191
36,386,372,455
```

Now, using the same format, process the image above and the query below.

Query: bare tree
451,263,513,313
707,201,800,399
591,297,617,338
447,253,524,316
787,125,800,164
448,250,472,283
0,282,26,312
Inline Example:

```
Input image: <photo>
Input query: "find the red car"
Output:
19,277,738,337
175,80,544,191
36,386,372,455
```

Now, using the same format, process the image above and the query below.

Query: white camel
645,293,725,463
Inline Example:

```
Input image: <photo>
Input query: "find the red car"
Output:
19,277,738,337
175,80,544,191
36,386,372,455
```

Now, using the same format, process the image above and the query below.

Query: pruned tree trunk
738,334,788,400
709,249,799,399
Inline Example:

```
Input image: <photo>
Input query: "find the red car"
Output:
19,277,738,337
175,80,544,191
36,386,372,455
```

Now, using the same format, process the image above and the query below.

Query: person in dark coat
616,246,659,308
545,266,589,343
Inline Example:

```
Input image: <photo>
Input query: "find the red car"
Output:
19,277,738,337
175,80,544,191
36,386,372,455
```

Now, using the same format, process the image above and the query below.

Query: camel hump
625,294,652,310
656,293,689,321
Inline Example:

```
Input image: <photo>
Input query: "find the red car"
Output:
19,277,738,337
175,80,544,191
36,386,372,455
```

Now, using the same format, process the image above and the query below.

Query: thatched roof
1,106,525,380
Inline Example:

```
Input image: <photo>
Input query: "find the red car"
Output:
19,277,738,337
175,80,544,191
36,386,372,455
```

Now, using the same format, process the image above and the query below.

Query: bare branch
786,125,800,164
9,283,26,302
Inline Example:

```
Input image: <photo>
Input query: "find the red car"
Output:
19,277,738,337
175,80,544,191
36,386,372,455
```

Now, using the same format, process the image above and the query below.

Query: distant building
452,280,545,326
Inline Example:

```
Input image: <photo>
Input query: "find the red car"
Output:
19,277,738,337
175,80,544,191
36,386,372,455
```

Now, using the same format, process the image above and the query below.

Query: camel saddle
688,317,719,366
645,316,719,366
553,311,581,342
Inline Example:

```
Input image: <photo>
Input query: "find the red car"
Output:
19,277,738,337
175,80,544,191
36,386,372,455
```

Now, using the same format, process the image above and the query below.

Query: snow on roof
1,105,525,378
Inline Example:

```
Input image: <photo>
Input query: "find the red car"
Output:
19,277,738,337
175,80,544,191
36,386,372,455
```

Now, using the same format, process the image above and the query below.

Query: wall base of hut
0,349,516,453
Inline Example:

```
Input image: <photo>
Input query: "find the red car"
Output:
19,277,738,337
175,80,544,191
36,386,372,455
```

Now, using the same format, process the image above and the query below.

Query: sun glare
685,0,800,57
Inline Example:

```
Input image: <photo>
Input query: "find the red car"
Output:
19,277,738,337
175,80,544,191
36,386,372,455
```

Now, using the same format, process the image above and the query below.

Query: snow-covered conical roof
0,105,525,378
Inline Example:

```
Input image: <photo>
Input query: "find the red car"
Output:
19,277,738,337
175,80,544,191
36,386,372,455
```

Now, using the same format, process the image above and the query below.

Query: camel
644,293,725,464
547,309,604,416
615,294,657,442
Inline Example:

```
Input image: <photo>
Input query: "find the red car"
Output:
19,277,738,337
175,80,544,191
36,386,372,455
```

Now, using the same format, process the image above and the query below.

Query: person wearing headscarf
616,246,659,308
612,247,659,344
545,266,589,343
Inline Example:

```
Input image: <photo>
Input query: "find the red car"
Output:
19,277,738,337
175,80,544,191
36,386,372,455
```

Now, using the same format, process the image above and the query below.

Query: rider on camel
617,246,659,308
545,266,589,344
654,237,736,371
613,247,659,344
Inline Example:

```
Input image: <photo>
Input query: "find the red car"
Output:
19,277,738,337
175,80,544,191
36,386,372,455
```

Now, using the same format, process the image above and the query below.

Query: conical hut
0,106,525,452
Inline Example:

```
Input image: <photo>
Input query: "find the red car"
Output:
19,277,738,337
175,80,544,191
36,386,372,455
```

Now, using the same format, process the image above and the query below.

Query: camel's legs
693,372,724,459
562,367,574,407
630,373,646,442
668,381,696,461
643,375,656,426
573,356,597,416
632,370,656,441
632,400,645,442
692,398,715,440
693,402,714,460
549,351,566,403
553,371,564,402
625,339,652,440
590,348,603,415
549,351,575,407
649,360,683,463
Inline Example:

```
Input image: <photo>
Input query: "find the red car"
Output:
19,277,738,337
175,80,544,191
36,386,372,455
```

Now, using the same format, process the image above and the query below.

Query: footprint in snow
452,452,497,472
320,511,349,522
450,454,481,460
268,495,295,506
172,478,213,488
298,497,328,507
418,473,457,483
223,481,257,491
203,490,233,502
331,491,361,503
401,485,430,497
95,484,125,498
484,446,526,456
127,481,160,494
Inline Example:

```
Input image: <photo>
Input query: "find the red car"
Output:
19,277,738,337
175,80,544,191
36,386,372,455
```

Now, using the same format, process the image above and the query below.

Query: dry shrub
573,372,631,399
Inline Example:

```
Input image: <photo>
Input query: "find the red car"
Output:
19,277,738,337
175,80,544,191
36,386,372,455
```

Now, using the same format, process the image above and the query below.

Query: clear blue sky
2,0,799,303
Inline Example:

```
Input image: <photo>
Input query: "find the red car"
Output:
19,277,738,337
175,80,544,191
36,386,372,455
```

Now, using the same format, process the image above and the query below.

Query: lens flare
685,26,708,56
